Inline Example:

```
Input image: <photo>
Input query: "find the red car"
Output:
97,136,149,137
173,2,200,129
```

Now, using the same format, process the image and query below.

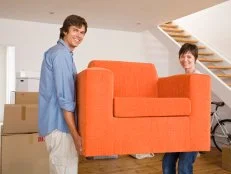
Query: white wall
75,28,145,72
0,18,58,72
149,26,182,76
0,18,168,76
142,30,169,77
0,46,6,121
175,0,231,61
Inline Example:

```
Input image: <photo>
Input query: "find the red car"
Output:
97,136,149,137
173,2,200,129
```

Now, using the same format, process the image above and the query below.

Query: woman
162,43,199,174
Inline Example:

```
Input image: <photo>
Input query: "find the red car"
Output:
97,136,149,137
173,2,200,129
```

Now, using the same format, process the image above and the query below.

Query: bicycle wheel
212,119,231,152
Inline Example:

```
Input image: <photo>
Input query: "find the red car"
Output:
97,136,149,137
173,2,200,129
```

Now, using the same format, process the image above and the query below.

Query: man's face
179,51,196,69
63,25,86,51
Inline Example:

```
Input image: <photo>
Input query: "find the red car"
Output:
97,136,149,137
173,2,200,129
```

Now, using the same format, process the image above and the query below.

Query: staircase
155,22,231,108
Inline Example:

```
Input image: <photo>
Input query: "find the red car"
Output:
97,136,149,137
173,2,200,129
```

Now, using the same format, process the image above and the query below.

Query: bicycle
211,101,231,152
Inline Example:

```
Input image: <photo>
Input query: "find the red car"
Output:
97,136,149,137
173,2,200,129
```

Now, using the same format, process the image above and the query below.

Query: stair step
198,45,206,49
217,74,231,77
208,66,231,69
198,58,223,62
160,24,178,28
167,32,191,38
161,27,184,33
173,38,198,44
198,52,214,56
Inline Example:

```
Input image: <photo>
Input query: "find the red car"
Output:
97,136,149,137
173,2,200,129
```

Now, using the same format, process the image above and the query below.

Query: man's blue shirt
39,39,77,136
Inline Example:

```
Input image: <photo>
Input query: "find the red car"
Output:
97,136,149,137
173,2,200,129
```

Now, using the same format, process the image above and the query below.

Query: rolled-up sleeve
53,51,76,112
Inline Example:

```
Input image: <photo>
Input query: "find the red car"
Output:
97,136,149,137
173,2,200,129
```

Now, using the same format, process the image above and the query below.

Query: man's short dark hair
179,43,198,61
59,15,88,39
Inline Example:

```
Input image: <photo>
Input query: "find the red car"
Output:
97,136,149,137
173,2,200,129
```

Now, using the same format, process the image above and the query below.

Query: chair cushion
114,97,191,117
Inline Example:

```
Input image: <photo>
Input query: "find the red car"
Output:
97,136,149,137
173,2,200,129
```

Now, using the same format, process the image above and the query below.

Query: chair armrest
158,74,210,98
77,67,114,151
158,74,211,150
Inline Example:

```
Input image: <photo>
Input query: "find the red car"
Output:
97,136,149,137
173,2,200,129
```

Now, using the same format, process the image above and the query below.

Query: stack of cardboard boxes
1,92,49,174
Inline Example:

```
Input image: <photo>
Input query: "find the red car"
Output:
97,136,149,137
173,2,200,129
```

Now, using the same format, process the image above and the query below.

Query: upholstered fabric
114,97,191,117
77,60,211,156
88,60,158,97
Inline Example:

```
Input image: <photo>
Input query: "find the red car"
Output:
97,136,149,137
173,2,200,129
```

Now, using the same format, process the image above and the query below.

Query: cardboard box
222,145,231,171
1,133,49,174
16,78,40,92
3,104,38,134
15,92,38,104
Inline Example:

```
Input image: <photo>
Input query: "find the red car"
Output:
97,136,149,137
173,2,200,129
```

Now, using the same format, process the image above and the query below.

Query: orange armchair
77,60,211,156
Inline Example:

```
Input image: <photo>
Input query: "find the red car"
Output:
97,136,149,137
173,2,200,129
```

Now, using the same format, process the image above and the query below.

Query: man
39,15,88,174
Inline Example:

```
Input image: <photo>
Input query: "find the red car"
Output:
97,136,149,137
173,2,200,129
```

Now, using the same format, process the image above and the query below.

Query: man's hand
63,110,83,155
74,134,83,155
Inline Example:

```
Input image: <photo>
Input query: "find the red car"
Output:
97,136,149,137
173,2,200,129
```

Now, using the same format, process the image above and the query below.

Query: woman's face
179,51,196,69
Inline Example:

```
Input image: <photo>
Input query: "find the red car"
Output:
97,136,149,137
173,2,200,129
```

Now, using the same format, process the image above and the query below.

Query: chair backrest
88,60,158,97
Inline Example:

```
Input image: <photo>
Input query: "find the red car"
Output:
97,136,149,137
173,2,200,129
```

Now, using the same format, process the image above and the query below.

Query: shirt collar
57,39,73,56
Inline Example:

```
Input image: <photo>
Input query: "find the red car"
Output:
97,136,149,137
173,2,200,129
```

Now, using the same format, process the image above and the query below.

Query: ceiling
0,0,225,32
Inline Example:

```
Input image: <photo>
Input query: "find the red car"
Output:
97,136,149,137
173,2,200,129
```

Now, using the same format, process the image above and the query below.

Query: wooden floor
79,148,231,174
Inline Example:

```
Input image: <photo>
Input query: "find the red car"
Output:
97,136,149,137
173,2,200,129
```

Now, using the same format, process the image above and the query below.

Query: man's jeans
162,152,197,174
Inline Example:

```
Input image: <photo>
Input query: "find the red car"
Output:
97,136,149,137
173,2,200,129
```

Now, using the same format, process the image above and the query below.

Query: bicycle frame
211,112,229,138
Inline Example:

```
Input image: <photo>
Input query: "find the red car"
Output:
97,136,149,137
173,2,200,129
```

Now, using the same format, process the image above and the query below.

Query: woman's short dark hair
59,15,88,39
179,43,198,61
